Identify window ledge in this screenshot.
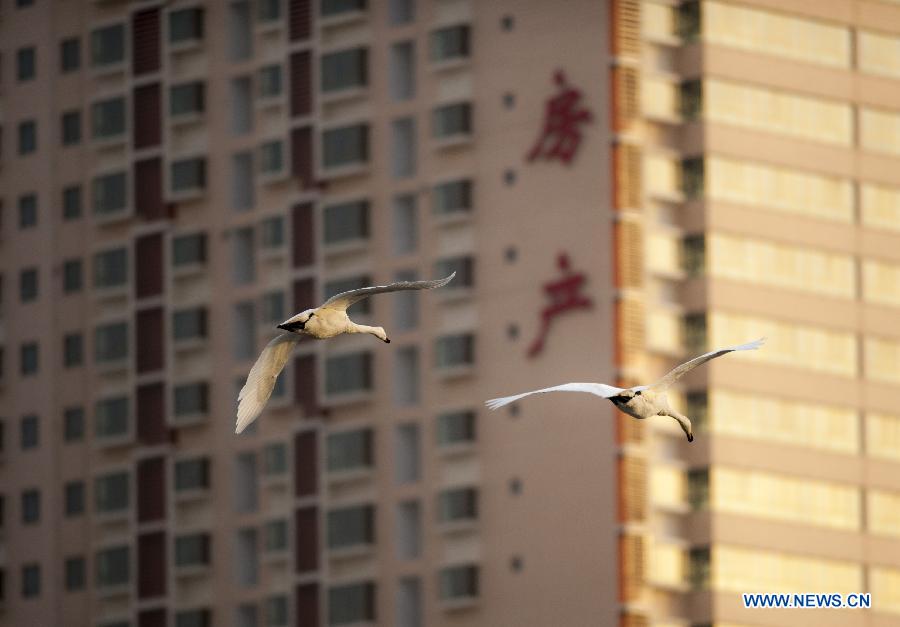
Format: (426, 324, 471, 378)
(258, 169, 291, 185)
(94, 433, 134, 449)
(256, 94, 286, 111)
(94, 284, 129, 302)
(438, 519, 478, 535)
(433, 134, 473, 150)
(430, 57, 471, 73)
(322, 389, 373, 407)
(173, 337, 208, 353)
(175, 488, 211, 504)
(93, 135, 128, 151)
(95, 509, 130, 525)
(261, 473, 290, 489)
(169, 39, 204, 55)
(440, 597, 479, 611)
(323, 238, 370, 258)
(259, 245, 287, 261)
(256, 20, 284, 36)
(93, 209, 134, 227)
(95, 583, 130, 600)
(433, 211, 473, 227)
(319, 10, 368, 30)
(172, 264, 207, 279)
(175, 564, 212, 578)
(328, 544, 375, 560)
(95, 358, 130, 376)
(326, 467, 375, 485)
(167, 188, 207, 204)
(319, 162, 370, 181)
(321, 86, 369, 106)
(170, 111, 206, 129)
(262, 549, 290, 565)
(90, 63, 127, 80)
(171, 412, 209, 428)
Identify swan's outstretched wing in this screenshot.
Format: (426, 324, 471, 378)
(485, 382, 626, 411)
(321, 272, 455, 312)
(651, 337, 765, 391)
(236, 333, 300, 434)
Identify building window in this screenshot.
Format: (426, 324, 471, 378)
(683, 313, 706, 354)
(394, 348, 420, 406)
(438, 487, 477, 523)
(326, 428, 373, 473)
(93, 247, 128, 289)
(258, 0, 282, 23)
(95, 396, 129, 439)
(92, 171, 128, 217)
(432, 102, 472, 140)
(18, 120, 37, 155)
(21, 489, 40, 524)
(92, 97, 126, 140)
(95, 546, 130, 588)
(95, 472, 129, 514)
(259, 140, 285, 176)
(230, 77, 253, 135)
(64, 481, 84, 516)
(260, 291, 285, 326)
(687, 468, 709, 510)
(18, 194, 37, 229)
(439, 564, 478, 602)
(323, 200, 369, 245)
(174, 382, 209, 419)
(322, 123, 369, 170)
(394, 423, 420, 483)
(64, 407, 84, 442)
(264, 519, 288, 553)
(62, 259, 82, 293)
(174, 458, 210, 492)
(170, 82, 205, 118)
(392, 195, 417, 255)
(392, 117, 416, 178)
(435, 333, 474, 370)
(265, 595, 289, 626)
(20, 342, 39, 376)
(16, 47, 36, 81)
(171, 157, 207, 194)
(327, 504, 374, 550)
(175, 609, 211, 627)
(63, 333, 83, 368)
(175, 533, 210, 567)
(688, 546, 710, 589)
(91, 24, 126, 67)
(173, 308, 207, 342)
(434, 256, 474, 289)
(63, 185, 82, 220)
(234, 452, 259, 514)
(19, 268, 38, 302)
(65, 556, 85, 591)
(324, 276, 371, 314)
(60, 38, 80, 73)
(172, 233, 207, 267)
(682, 234, 705, 277)
(430, 24, 470, 63)
(61, 110, 81, 146)
(232, 151, 255, 210)
(326, 352, 372, 397)
(437, 410, 476, 447)
(258, 64, 283, 99)
(432, 179, 472, 216)
(321, 0, 367, 18)
(22, 564, 40, 598)
(321, 48, 368, 93)
(389, 41, 415, 101)
(389, 0, 414, 25)
(169, 8, 205, 44)
(21, 415, 39, 449)
(328, 582, 375, 624)
(263, 442, 288, 476)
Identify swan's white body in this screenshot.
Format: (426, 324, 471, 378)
(235, 273, 455, 433)
(485, 338, 765, 442)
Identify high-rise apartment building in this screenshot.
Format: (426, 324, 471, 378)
(1, 1, 900, 626)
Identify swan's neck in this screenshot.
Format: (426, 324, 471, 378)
(348, 321, 387, 341)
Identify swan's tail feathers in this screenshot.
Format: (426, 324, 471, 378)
(732, 337, 766, 352)
(485, 393, 526, 411)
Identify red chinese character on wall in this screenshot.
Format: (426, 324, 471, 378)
(527, 253, 594, 357)
(526, 70, 593, 166)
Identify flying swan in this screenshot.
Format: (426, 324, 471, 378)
(485, 338, 765, 442)
(235, 273, 456, 434)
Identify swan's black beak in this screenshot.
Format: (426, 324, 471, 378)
(687, 433, 694, 443)
(277, 321, 304, 332)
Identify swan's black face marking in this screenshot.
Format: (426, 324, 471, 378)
(277, 313, 313, 333)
